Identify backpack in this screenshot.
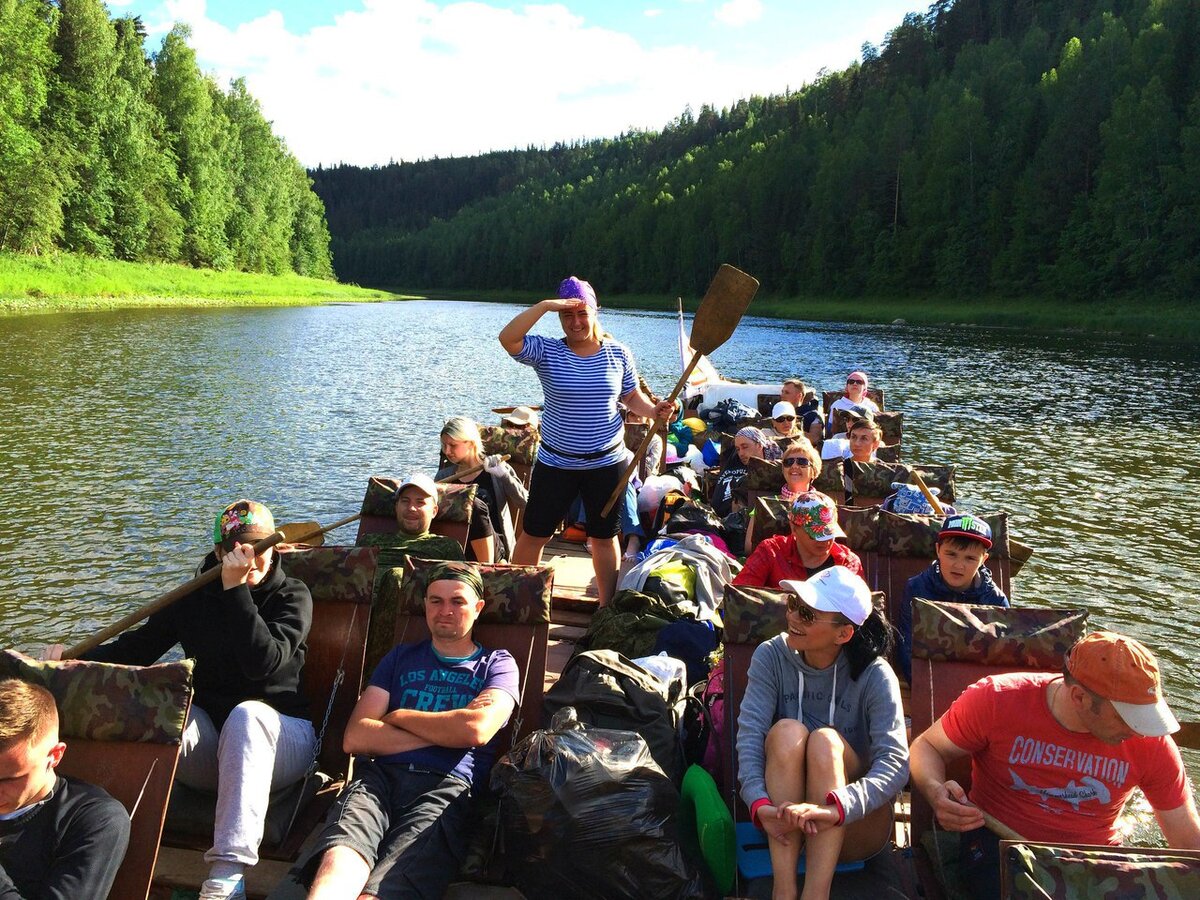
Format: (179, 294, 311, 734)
(544, 650, 688, 785)
(703, 398, 760, 434)
(575, 589, 686, 660)
(693, 657, 727, 794)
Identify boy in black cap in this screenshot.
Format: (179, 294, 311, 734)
(897, 515, 1009, 683)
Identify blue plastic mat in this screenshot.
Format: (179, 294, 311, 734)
(735, 821, 867, 879)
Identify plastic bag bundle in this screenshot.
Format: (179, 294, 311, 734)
(491, 707, 711, 900)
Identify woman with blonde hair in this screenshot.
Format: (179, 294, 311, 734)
(435, 416, 528, 562)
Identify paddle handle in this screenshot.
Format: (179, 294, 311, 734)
(61, 511, 365, 660)
(910, 469, 945, 517)
(601, 352, 700, 517)
(983, 810, 1024, 842)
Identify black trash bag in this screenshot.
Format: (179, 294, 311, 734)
(491, 707, 713, 900)
(663, 500, 726, 538)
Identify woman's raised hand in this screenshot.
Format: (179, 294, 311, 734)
(541, 297, 587, 313)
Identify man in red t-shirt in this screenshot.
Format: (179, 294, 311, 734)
(911, 631, 1200, 900)
(733, 491, 863, 589)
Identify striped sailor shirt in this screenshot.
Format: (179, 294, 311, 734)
(513, 334, 638, 470)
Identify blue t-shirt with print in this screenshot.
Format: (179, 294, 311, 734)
(368, 640, 520, 786)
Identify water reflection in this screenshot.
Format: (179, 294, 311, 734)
(1, 302, 1198, 728)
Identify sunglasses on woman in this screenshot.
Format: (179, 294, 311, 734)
(786, 596, 844, 624)
(774, 415, 796, 422)
(846, 378, 865, 385)
(782, 456, 811, 468)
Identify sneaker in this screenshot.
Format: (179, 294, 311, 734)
(198, 876, 247, 900)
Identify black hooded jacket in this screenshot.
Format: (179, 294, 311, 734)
(84, 551, 312, 727)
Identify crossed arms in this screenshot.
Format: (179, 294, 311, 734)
(342, 685, 516, 756)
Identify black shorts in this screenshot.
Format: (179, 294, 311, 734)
(295, 759, 472, 899)
(522, 460, 623, 539)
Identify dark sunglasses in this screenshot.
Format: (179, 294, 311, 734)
(846, 378, 865, 385)
(774, 415, 796, 422)
(782, 456, 811, 468)
(786, 596, 843, 624)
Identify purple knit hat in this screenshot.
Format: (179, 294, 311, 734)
(558, 276, 597, 309)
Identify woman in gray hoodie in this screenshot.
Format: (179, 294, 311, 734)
(736, 566, 908, 899)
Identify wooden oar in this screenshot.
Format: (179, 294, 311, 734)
(61, 458, 508, 660)
(601, 264, 759, 517)
(910, 469, 946, 517)
(61, 514, 362, 660)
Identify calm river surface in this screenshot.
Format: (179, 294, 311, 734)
(2, 300, 1198, 731)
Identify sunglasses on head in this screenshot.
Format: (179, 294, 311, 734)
(846, 378, 865, 385)
(774, 415, 796, 422)
(782, 456, 811, 468)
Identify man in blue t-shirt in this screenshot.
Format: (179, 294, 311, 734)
(285, 561, 519, 900)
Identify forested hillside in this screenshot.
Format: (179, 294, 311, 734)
(0, 0, 332, 277)
(314, 0, 1200, 302)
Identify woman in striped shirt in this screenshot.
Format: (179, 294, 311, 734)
(499, 276, 673, 605)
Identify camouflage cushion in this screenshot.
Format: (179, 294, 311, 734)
(281, 545, 379, 608)
(911, 600, 1088, 666)
(751, 495, 792, 544)
(388, 557, 553, 625)
(876, 411, 902, 447)
(813, 457, 843, 495)
(480, 425, 540, 466)
(360, 476, 477, 521)
(876, 444, 902, 463)
(1004, 843, 1200, 900)
(0, 649, 193, 744)
(838, 507, 1014, 559)
(742, 457, 785, 493)
(722, 584, 789, 646)
(845, 460, 956, 503)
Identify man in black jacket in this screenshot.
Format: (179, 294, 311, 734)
(70, 499, 315, 900)
(0, 678, 130, 898)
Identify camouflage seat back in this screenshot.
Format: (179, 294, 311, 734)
(845, 460, 956, 505)
(742, 456, 785, 493)
(280, 546, 378, 777)
(355, 476, 477, 544)
(875, 443, 901, 463)
(1001, 842, 1200, 900)
(0, 649, 192, 743)
(0, 649, 194, 900)
(386, 558, 554, 746)
(480, 424, 540, 466)
(812, 457, 845, 505)
(822, 387, 884, 419)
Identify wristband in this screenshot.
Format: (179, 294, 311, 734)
(824, 790, 846, 826)
(750, 797, 771, 829)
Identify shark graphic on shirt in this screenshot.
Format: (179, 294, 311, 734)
(1008, 768, 1112, 812)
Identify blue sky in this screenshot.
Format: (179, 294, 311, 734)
(110, 1, 924, 166)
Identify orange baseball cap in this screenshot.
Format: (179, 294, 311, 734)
(1066, 631, 1178, 737)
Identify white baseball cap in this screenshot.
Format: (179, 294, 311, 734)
(396, 473, 438, 499)
(772, 401, 798, 419)
(780, 567, 873, 626)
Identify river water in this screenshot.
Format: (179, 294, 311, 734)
(2, 300, 1198, 730)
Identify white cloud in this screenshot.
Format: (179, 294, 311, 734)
(138, 0, 870, 166)
(714, 0, 762, 27)
(644, 8, 663, 17)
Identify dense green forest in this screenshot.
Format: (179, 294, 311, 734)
(0, 0, 332, 277)
(313, 0, 1200, 302)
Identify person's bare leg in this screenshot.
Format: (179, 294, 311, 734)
(307, 846, 370, 900)
(511, 532, 552, 566)
(764, 719, 809, 900)
(469, 535, 496, 563)
(590, 535, 620, 606)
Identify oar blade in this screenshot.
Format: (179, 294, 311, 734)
(277, 521, 325, 546)
(689, 264, 759, 355)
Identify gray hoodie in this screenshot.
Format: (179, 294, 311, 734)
(736, 633, 909, 824)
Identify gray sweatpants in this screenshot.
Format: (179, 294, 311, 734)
(176, 700, 317, 867)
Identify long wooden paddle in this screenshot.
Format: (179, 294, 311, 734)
(601, 264, 759, 517)
(60, 457, 507, 660)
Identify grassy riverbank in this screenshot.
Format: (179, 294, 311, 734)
(0, 252, 402, 314)
(402, 286, 1199, 344)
